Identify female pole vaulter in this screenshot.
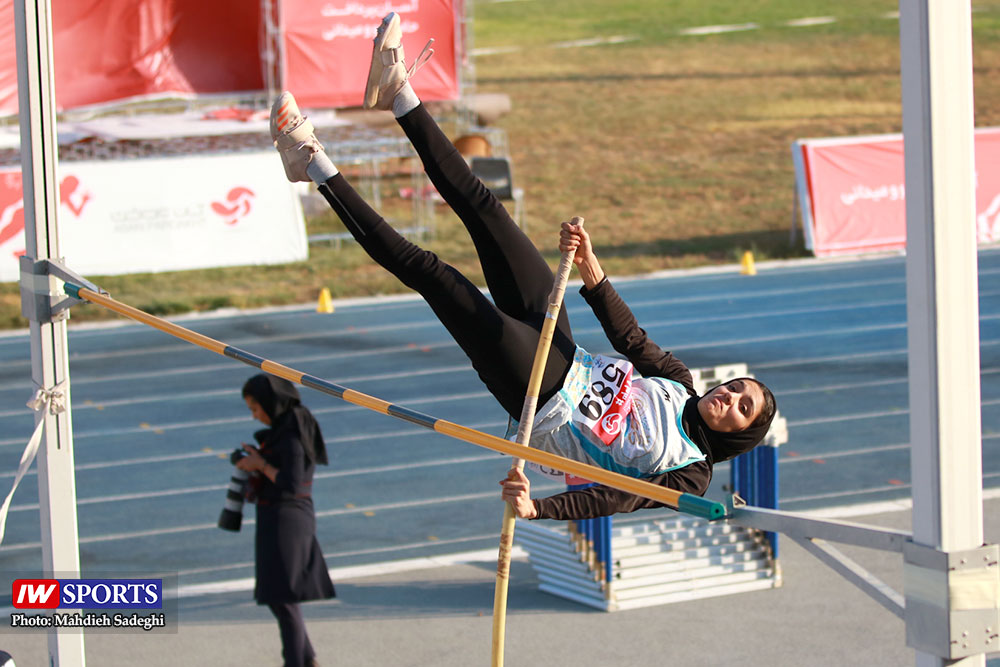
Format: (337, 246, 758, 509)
(267, 12, 776, 521)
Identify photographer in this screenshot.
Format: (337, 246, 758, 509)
(237, 373, 334, 667)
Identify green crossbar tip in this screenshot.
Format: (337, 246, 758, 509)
(64, 283, 82, 299)
(677, 494, 728, 521)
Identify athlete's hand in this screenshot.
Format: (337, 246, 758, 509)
(559, 219, 605, 288)
(559, 219, 593, 266)
(500, 468, 538, 519)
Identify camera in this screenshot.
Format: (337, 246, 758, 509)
(217, 447, 251, 532)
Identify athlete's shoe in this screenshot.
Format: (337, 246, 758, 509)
(362, 12, 435, 111)
(269, 91, 323, 183)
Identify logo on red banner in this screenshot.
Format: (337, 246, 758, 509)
(211, 187, 256, 225)
(60, 174, 92, 217)
(0, 171, 93, 259)
(0, 170, 24, 258)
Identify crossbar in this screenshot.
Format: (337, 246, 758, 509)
(63, 283, 727, 521)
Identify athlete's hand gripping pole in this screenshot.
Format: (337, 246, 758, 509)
(491, 216, 582, 667)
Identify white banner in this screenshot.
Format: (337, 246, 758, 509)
(0, 152, 307, 281)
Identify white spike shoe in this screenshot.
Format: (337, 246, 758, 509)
(270, 91, 323, 183)
(362, 12, 435, 111)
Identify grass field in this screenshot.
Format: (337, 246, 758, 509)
(2, 0, 999, 328)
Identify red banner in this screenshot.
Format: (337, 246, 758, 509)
(283, 0, 460, 109)
(0, 0, 265, 116)
(1, 0, 460, 116)
(794, 129, 1000, 256)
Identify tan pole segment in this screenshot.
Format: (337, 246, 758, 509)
(491, 217, 581, 667)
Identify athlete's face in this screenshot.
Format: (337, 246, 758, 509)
(697, 379, 763, 432)
(245, 396, 271, 426)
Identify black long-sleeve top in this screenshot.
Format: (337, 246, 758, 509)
(532, 277, 713, 520)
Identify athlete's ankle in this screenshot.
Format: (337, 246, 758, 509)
(306, 152, 338, 184)
(392, 82, 420, 118)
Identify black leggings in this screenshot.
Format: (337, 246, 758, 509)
(268, 602, 316, 667)
(319, 104, 576, 419)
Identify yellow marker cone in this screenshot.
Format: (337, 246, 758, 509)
(740, 251, 757, 276)
(317, 287, 335, 313)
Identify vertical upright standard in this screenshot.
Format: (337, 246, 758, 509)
(14, 0, 86, 664)
(900, 1, 987, 665)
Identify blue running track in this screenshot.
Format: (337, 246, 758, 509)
(0, 248, 997, 589)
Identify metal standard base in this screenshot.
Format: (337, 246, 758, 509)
(727, 497, 1000, 660)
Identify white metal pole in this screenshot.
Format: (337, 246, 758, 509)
(14, 0, 85, 665)
(899, 1, 984, 665)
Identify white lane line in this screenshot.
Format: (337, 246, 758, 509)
(779, 432, 996, 464)
(0, 270, 951, 370)
(780, 442, 910, 462)
(756, 338, 1000, 371)
(787, 398, 1000, 428)
(0, 387, 493, 446)
(0, 482, 565, 553)
(470, 46, 522, 56)
(1, 254, 997, 351)
(785, 16, 837, 27)
(177, 545, 528, 598)
(2, 332, 998, 447)
(175, 487, 1000, 597)
(3, 287, 995, 405)
(1, 352, 468, 396)
(0, 410, 505, 448)
(624, 280, 998, 312)
(8, 367, 997, 474)
(800, 486, 1000, 520)
(4, 453, 506, 512)
(783, 482, 912, 504)
(552, 35, 639, 48)
(3, 277, 996, 380)
(0, 390, 496, 453)
(773, 366, 999, 397)
(9, 431, 985, 512)
(784, 472, 1000, 506)
(679, 23, 759, 36)
(0, 445, 498, 481)
(0, 324, 450, 372)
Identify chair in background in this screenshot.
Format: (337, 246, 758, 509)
(470, 156, 525, 229)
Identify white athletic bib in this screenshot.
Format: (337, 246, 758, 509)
(570, 355, 634, 446)
(511, 347, 705, 480)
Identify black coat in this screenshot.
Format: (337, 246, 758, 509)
(252, 425, 335, 605)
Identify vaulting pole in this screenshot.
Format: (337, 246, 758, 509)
(62, 282, 726, 521)
(490, 217, 580, 667)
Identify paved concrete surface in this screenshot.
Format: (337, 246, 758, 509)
(2, 499, 997, 666)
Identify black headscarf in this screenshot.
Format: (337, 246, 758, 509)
(680, 383, 774, 465)
(242, 374, 328, 465)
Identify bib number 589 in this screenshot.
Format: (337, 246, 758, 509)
(578, 363, 628, 419)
